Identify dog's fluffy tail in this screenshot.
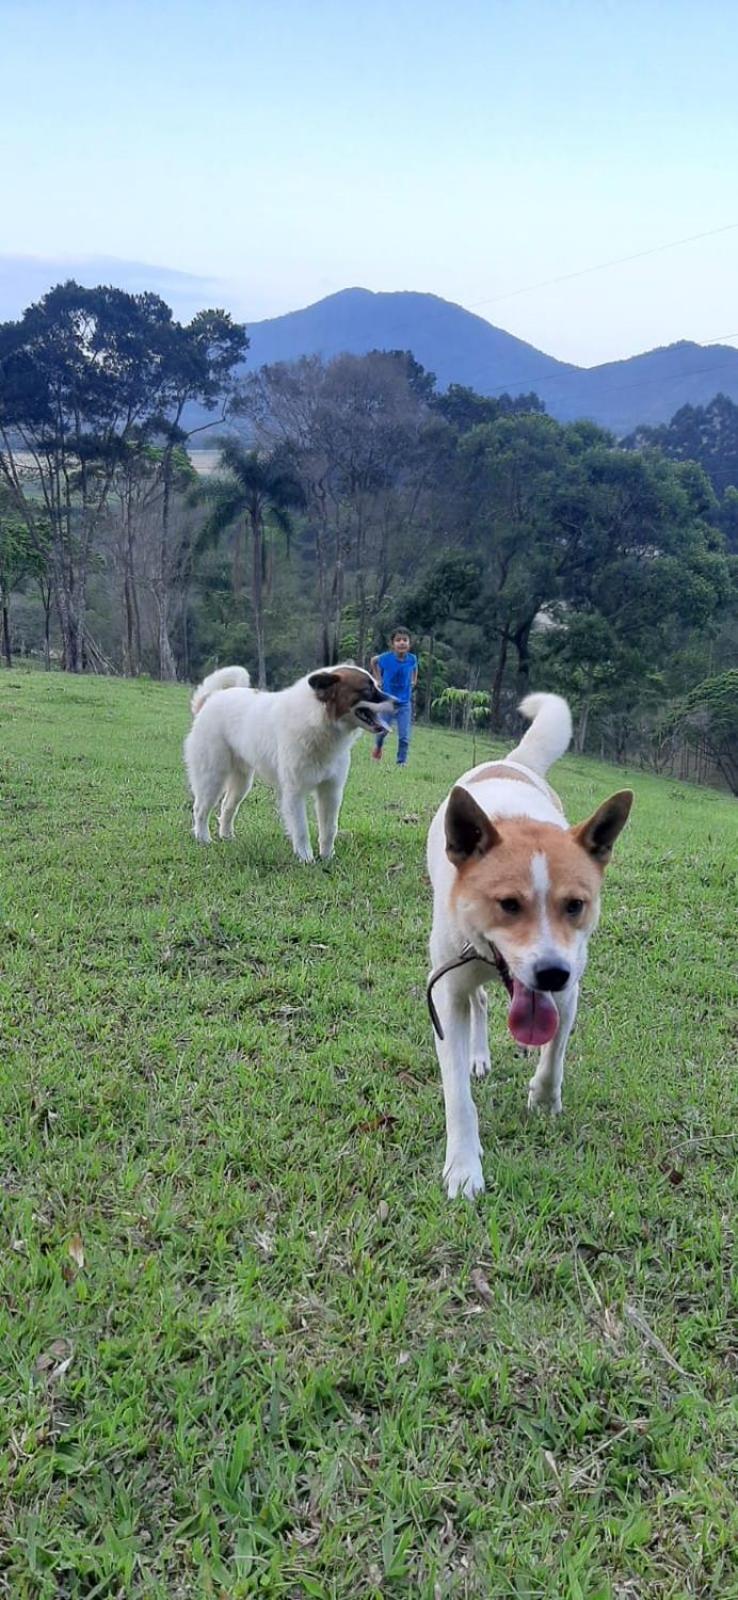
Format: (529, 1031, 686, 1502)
(506, 693, 573, 777)
(190, 665, 251, 716)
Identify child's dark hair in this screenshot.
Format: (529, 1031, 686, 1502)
(390, 626, 410, 640)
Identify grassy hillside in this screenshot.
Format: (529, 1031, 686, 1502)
(1, 672, 737, 1598)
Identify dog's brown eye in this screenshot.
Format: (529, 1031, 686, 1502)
(565, 898, 585, 916)
(499, 897, 521, 915)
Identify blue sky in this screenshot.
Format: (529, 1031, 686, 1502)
(2, 0, 737, 364)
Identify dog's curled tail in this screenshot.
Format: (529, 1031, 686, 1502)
(190, 665, 251, 716)
(506, 692, 573, 777)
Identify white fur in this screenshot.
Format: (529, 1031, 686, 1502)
(506, 692, 573, 776)
(184, 664, 390, 861)
(191, 665, 251, 716)
(426, 692, 578, 1199)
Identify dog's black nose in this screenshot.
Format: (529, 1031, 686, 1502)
(535, 965, 570, 993)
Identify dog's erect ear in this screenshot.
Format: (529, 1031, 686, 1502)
(445, 786, 501, 867)
(571, 790, 633, 865)
(308, 670, 340, 700)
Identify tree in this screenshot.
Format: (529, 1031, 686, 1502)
(0, 488, 44, 665)
(0, 282, 247, 675)
(433, 384, 545, 433)
(195, 442, 304, 687)
(147, 309, 248, 678)
(245, 352, 435, 662)
(624, 394, 738, 498)
(669, 670, 738, 794)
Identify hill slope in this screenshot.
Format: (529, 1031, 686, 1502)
(247, 286, 573, 397)
(3, 669, 738, 1595)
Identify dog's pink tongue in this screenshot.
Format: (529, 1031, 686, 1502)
(508, 981, 559, 1047)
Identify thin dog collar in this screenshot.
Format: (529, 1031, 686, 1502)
(426, 941, 509, 1042)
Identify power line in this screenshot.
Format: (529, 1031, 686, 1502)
(467, 222, 738, 309)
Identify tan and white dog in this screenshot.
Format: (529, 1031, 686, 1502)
(426, 692, 633, 1198)
(185, 663, 396, 861)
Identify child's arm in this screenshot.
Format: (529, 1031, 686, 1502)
(370, 654, 382, 687)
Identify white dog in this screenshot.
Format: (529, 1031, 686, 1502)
(426, 693, 633, 1198)
(184, 664, 396, 861)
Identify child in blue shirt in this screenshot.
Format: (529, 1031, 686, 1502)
(370, 628, 418, 765)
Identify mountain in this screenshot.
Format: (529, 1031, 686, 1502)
(246, 287, 574, 397)
(245, 288, 738, 436)
(4, 263, 738, 436)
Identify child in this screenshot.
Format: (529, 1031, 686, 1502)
(370, 628, 418, 765)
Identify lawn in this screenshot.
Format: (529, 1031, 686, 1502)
(1, 670, 737, 1599)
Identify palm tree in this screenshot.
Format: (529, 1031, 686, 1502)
(197, 441, 304, 687)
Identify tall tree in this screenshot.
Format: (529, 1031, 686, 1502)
(0, 282, 247, 674)
(195, 442, 304, 687)
(0, 487, 48, 666)
(245, 351, 436, 661)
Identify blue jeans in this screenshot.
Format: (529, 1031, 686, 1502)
(376, 701, 412, 764)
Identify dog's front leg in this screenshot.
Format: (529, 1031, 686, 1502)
(433, 979, 485, 1199)
(315, 776, 343, 860)
(527, 980, 579, 1115)
(280, 787, 314, 862)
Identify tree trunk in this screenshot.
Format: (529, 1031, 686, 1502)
(123, 571, 136, 675)
(156, 446, 178, 681)
(250, 511, 267, 688)
(423, 632, 435, 722)
(330, 538, 344, 666)
(490, 634, 509, 729)
(154, 586, 178, 681)
(513, 620, 534, 693)
(123, 495, 140, 675)
(574, 694, 591, 754)
(1, 593, 11, 667)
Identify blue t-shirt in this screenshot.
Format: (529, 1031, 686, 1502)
(376, 651, 417, 704)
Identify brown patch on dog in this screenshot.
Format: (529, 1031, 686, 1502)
(467, 763, 538, 788)
(448, 811, 628, 949)
(308, 666, 382, 719)
(465, 763, 565, 814)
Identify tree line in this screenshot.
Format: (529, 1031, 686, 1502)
(1, 280, 736, 785)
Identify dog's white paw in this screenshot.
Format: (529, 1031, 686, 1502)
(527, 1079, 562, 1115)
(472, 1053, 491, 1080)
(193, 829, 211, 845)
(218, 827, 235, 841)
(444, 1148, 485, 1199)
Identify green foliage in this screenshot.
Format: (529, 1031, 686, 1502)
(431, 684, 491, 729)
(669, 669, 738, 793)
(624, 392, 738, 498)
(0, 280, 247, 670)
(433, 383, 545, 432)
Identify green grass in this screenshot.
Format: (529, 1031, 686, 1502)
(1, 671, 737, 1599)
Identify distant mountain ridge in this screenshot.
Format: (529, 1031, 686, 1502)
(245, 288, 738, 436)
(3, 262, 737, 436)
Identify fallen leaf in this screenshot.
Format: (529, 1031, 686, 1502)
(35, 1338, 74, 1381)
(356, 1113, 399, 1135)
(377, 1200, 390, 1223)
(659, 1162, 685, 1186)
(67, 1233, 85, 1271)
(470, 1267, 494, 1305)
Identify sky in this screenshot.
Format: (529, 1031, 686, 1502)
(2, 0, 738, 367)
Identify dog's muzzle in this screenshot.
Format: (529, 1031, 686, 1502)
(355, 693, 400, 734)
